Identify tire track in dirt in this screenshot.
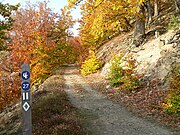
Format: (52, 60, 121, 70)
(63, 65, 179, 135)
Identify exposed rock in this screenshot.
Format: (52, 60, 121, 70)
(96, 32, 133, 65)
(98, 29, 180, 86)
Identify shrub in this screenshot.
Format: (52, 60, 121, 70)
(163, 64, 180, 114)
(80, 50, 102, 75)
(168, 15, 180, 29)
(108, 53, 141, 91)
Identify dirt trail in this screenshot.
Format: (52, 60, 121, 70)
(63, 65, 178, 135)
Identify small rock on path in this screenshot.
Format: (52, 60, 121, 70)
(63, 65, 179, 135)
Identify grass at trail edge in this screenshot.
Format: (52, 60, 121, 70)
(32, 75, 87, 135)
(0, 73, 87, 135)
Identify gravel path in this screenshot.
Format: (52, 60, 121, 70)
(63, 66, 178, 135)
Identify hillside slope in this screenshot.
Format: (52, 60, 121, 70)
(92, 11, 180, 130)
(99, 29, 180, 84)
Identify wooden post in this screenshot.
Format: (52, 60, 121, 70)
(21, 64, 32, 135)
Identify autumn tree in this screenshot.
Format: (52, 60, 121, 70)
(0, 1, 75, 110)
(69, 0, 134, 47)
(8, 1, 75, 84)
(68, 0, 174, 48)
(68, 36, 89, 64)
(68, 0, 144, 47)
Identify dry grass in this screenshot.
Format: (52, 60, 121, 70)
(0, 70, 87, 135)
(32, 75, 86, 135)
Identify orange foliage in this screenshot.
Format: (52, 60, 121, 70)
(0, 56, 21, 111)
(0, 1, 75, 110)
(68, 36, 89, 65)
(9, 1, 74, 84)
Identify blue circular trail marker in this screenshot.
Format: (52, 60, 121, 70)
(22, 71, 30, 80)
(21, 82, 30, 91)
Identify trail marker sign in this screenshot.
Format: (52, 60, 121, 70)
(22, 71, 30, 80)
(21, 64, 32, 135)
(21, 82, 30, 91)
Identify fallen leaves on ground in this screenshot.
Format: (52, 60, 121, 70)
(32, 74, 86, 135)
(84, 72, 180, 130)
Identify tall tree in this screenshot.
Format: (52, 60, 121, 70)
(0, 1, 76, 110)
(9, 1, 74, 84)
(133, 2, 146, 47)
(69, 0, 135, 47)
(68, 0, 149, 48)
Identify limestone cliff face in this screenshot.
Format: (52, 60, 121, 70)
(97, 29, 180, 85)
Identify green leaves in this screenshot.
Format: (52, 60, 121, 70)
(163, 64, 180, 114)
(168, 15, 180, 29)
(108, 53, 141, 91)
(0, 2, 19, 51)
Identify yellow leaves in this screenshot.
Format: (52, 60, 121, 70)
(31, 62, 51, 85)
(127, 0, 145, 5)
(90, 13, 104, 39)
(81, 50, 102, 75)
(77, 0, 151, 48)
(162, 64, 180, 114)
(68, 0, 79, 8)
(79, 0, 140, 47)
(94, 0, 103, 7)
(108, 54, 141, 91)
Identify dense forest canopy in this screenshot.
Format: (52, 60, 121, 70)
(68, 0, 180, 47)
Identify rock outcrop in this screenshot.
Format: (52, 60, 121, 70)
(97, 29, 180, 86)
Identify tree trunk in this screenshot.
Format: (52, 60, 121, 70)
(154, 0, 158, 16)
(174, 0, 180, 12)
(134, 19, 145, 38)
(123, 17, 132, 30)
(146, 0, 152, 24)
(133, 5, 145, 47)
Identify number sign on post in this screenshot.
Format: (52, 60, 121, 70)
(21, 64, 32, 135)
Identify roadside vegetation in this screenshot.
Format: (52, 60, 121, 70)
(107, 53, 142, 91)
(163, 64, 180, 114)
(0, 1, 79, 111)
(0, 70, 87, 134)
(76, 0, 180, 117)
(81, 50, 102, 75)
(0, 0, 179, 133)
(32, 74, 86, 135)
